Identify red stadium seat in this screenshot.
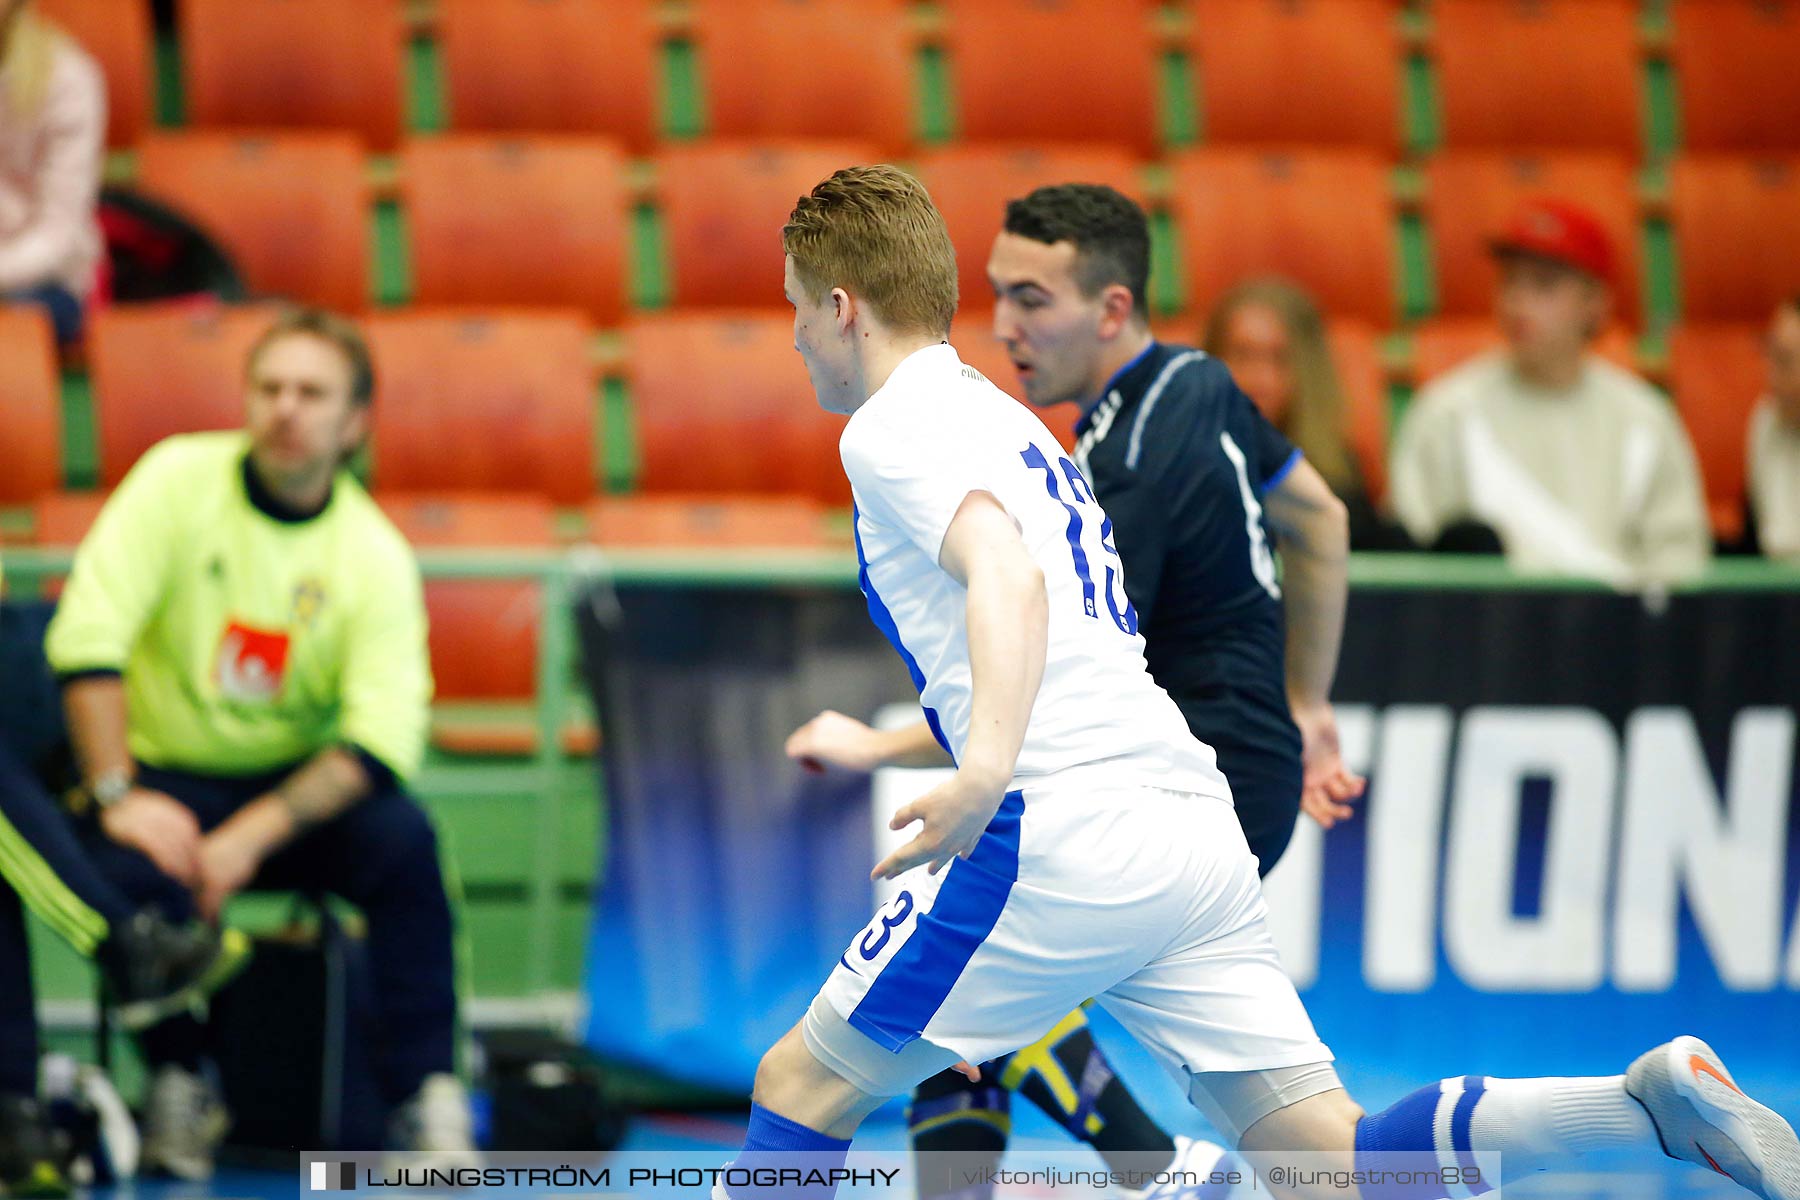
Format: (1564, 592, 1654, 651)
(376, 492, 558, 700)
(437, 0, 659, 150)
(37, 0, 152, 147)
(1169, 148, 1396, 325)
(1431, 0, 1640, 150)
(1671, 1, 1800, 153)
(134, 134, 369, 312)
(588, 494, 834, 549)
(1410, 317, 1637, 385)
(917, 144, 1146, 313)
(367, 311, 596, 503)
(657, 140, 880, 308)
(0, 307, 61, 502)
(626, 312, 848, 504)
(1191, 0, 1401, 151)
(1671, 155, 1800, 321)
(948, 313, 1080, 451)
(87, 303, 283, 485)
(1425, 152, 1641, 325)
(1668, 323, 1768, 540)
(943, 0, 1162, 155)
(178, 0, 405, 149)
(1329, 320, 1391, 506)
(692, 0, 915, 152)
(31, 491, 107, 547)
(401, 137, 630, 325)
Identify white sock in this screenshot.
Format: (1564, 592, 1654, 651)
(1467, 1075, 1658, 1177)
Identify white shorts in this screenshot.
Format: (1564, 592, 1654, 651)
(812, 784, 1331, 1095)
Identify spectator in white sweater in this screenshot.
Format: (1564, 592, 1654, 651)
(0, 0, 104, 343)
(1390, 198, 1711, 586)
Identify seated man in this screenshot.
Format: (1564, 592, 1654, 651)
(1748, 295, 1800, 562)
(44, 308, 473, 1178)
(1389, 199, 1711, 585)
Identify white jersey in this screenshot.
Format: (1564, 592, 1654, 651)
(841, 343, 1228, 800)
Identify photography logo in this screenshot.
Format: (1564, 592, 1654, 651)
(309, 1161, 358, 1191)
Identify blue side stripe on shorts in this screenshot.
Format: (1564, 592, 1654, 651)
(853, 505, 952, 757)
(848, 790, 1025, 1053)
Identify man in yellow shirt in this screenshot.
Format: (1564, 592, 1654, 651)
(44, 309, 471, 1178)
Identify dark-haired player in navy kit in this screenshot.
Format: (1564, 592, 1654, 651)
(786, 183, 1365, 1197)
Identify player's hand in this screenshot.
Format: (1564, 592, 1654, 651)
(786, 709, 885, 774)
(195, 825, 264, 923)
(1292, 701, 1365, 830)
(872, 769, 1007, 881)
(99, 789, 202, 887)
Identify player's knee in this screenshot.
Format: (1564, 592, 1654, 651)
(752, 1024, 880, 1139)
(362, 796, 440, 874)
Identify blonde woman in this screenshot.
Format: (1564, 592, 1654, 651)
(0, 0, 104, 342)
(1204, 277, 1395, 548)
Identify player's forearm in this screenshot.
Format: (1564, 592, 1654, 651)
(1279, 502, 1351, 711)
(881, 721, 957, 769)
(271, 746, 372, 832)
(959, 556, 1049, 788)
(62, 674, 135, 786)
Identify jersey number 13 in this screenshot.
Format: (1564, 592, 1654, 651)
(1020, 444, 1138, 635)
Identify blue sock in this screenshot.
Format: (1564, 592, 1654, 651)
(1354, 1081, 1469, 1200)
(720, 1103, 853, 1200)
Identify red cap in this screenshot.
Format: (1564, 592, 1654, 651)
(1488, 198, 1615, 284)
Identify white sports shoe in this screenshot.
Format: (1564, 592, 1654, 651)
(388, 1074, 481, 1173)
(1625, 1035, 1800, 1200)
(1118, 1135, 1244, 1200)
(139, 1065, 227, 1182)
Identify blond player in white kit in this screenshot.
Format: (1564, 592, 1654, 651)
(710, 166, 1799, 1200)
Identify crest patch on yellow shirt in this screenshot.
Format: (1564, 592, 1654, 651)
(215, 621, 290, 701)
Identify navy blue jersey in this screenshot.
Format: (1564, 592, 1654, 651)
(1073, 342, 1302, 776)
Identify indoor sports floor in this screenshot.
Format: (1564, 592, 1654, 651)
(79, 1017, 1792, 1200)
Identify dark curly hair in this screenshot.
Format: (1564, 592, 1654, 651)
(1002, 184, 1150, 317)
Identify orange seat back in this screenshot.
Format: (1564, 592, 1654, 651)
(1170, 148, 1396, 325)
(87, 303, 282, 484)
(944, 0, 1161, 155)
(402, 136, 630, 324)
(1671, 0, 1800, 153)
(589, 494, 832, 549)
(1671, 156, 1800, 321)
(1431, 0, 1640, 150)
(1192, 0, 1401, 151)
(179, 0, 405, 148)
(1668, 323, 1768, 540)
(0, 307, 62, 501)
(627, 312, 849, 504)
(377, 492, 559, 699)
(438, 0, 659, 150)
(693, 0, 915, 152)
(367, 311, 596, 503)
(658, 140, 881, 308)
(135, 134, 369, 312)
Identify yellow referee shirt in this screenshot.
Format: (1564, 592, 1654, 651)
(46, 432, 432, 779)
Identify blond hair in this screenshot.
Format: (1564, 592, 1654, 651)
(3, 5, 65, 119)
(245, 307, 376, 406)
(1203, 278, 1359, 494)
(782, 165, 958, 338)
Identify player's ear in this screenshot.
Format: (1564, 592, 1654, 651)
(1098, 283, 1136, 339)
(831, 287, 855, 335)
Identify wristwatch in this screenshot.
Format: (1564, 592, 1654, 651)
(89, 771, 133, 810)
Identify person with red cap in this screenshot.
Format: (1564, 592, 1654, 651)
(1389, 198, 1711, 585)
